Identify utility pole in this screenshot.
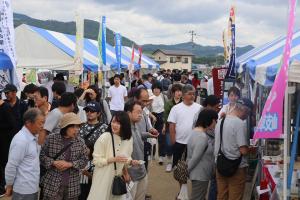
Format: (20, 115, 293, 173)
(189, 30, 197, 47)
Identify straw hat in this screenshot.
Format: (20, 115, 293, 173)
(59, 112, 81, 129)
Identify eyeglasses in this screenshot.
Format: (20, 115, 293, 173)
(85, 109, 97, 113)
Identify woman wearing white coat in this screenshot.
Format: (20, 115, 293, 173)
(88, 111, 139, 200)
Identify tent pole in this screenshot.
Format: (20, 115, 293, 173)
(283, 86, 289, 199)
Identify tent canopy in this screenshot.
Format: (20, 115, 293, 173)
(0, 52, 13, 70)
(15, 24, 159, 72)
(237, 29, 300, 86)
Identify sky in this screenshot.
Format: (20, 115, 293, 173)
(12, 0, 300, 47)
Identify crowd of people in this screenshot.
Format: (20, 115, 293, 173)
(0, 69, 253, 200)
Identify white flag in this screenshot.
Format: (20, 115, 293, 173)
(0, 0, 18, 88)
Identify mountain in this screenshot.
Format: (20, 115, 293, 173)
(13, 13, 136, 47)
(142, 42, 254, 57)
(13, 13, 254, 57)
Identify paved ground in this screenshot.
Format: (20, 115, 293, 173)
(1, 160, 252, 200)
(147, 160, 186, 200)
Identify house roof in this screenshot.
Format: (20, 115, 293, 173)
(153, 49, 194, 56)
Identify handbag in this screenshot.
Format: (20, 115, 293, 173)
(110, 132, 127, 196)
(173, 148, 188, 184)
(216, 117, 242, 177)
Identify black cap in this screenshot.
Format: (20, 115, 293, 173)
(84, 101, 101, 112)
(237, 98, 253, 110)
(2, 84, 17, 93)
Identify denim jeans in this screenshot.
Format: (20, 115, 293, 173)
(165, 131, 173, 157)
(208, 177, 217, 200)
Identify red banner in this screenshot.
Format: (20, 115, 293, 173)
(212, 67, 227, 98)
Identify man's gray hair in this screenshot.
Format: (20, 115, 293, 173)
(182, 84, 195, 95)
(23, 108, 43, 124)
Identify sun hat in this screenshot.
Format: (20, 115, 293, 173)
(59, 112, 81, 129)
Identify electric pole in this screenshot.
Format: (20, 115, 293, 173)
(189, 30, 197, 47)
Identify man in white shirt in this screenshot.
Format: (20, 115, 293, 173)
(107, 74, 128, 116)
(167, 84, 202, 168)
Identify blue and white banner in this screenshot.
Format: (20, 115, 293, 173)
(102, 16, 107, 66)
(0, 0, 17, 88)
(115, 33, 122, 74)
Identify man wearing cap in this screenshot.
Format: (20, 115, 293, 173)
(78, 101, 108, 199)
(3, 84, 28, 131)
(80, 101, 108, 148)
(214, 98, 253, 200)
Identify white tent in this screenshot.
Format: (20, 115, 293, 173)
(15, 24, 159, 72)
(15, 24, 76, 70)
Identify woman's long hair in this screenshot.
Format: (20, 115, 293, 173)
(107, 111, 132, 140)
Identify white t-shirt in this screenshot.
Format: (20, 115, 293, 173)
(151, 94, 164, 113)
(108, 85, 127, 111)
(167, 102, 202, 144)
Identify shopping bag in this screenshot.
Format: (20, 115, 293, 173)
(177, 184, 189, 200)
(122, 182, 134, 200)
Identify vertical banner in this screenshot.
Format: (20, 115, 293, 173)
(225, 6, 236, 79)
(212, 68, 227, 99)
(74, 12, 84, 73)
(128, 43, 135, 89)
(129, 43, 135, 75)
(97, 17, 103, 69)
(222, 29, 229, 64)
(0, 0, 17, 88)
(254, 0, 297, 139)
(102, 16, 107, 66)
(138, 47, 142, 67)
(97, 16, 103, 87)
(115, 33, 122, 74)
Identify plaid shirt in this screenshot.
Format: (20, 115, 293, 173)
(40, 133, 88, 198)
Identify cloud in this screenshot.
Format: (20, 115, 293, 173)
(11, 0, 300, 47)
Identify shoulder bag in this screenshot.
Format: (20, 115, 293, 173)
(83, 123, 102, 149)
(216, 117, 242, 177)
(110, 133, 127, 196)
(173, 148, 188, 184)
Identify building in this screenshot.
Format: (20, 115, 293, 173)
(152, 49, 194, 71)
